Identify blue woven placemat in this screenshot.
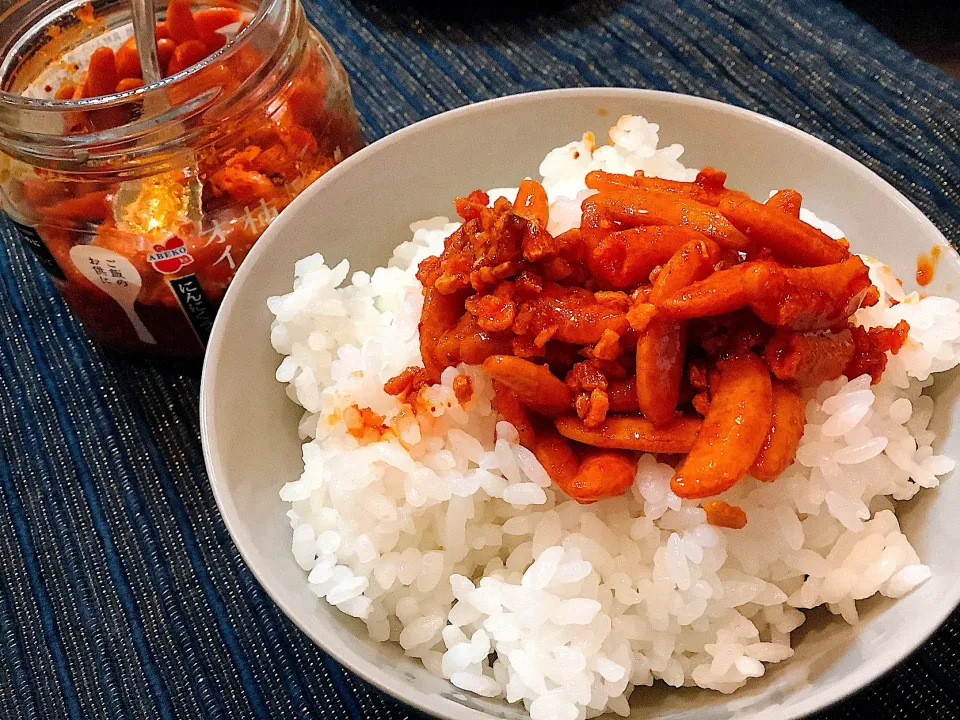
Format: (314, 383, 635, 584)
(2, 0, 960, 717)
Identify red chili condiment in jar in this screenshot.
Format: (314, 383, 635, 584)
(0, 0, 362, 358)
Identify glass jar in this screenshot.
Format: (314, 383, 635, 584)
(0, 0, 362, 358)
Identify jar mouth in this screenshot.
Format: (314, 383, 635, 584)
(0, 0, 275, 106)
(0, 0, 299, 166)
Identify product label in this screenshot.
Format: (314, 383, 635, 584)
(147, 237, 194, 274)
(168, 274, 214, 344)
(6, 215, 66, 280)
(69, 245, 157, 345)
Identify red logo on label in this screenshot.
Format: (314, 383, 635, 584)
(147, 237, 194, 275)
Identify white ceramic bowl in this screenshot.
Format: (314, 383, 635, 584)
(200, 88, 960, 720)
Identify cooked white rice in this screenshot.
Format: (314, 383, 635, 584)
(268, 116, 959, 718)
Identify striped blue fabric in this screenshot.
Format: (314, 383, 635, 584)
(1, 0, 959, 717)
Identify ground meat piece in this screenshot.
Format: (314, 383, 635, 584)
(453, 375, 473, 405)
(465, 293, 517, 332)
(344, 405, 386, 439)
(575, 388, 610, 428)
(384, 366, 430, 404)
(844, 320, 910, 384)
(704, 501, 747, 529)
(566, 359, 609, 394)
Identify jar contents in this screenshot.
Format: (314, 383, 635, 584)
(0, 0, 363, 358)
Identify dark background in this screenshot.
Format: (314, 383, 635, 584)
(843, 0, 960, 77)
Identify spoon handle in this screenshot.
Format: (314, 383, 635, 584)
(130, 0, 162, 84)
(121, 303, 158, 344)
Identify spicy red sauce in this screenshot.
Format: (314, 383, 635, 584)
(916, 245, 942, 287)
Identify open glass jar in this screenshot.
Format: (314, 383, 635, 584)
(0, 0, 362, 358)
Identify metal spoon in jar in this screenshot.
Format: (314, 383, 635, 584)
(130, 0, 163, 85)
(117, 0, 203, 231)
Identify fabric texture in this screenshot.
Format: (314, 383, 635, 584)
(1, 0, 959, 717)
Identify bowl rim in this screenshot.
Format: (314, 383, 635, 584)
(200, 86, 957, 720)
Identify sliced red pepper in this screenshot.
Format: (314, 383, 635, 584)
(764, 328, 854, 386)
(512, 179, 549, 227)
(555, 414, 701, 453)
(558, 449, 636, 504)
(482, 355, 572, 416)
(671, 353, 773, 499)
(751, 380, 806, 481)
(745, 257, 871, 331)
(719, 196, 848, 267)
(582, 190, 751, 251)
